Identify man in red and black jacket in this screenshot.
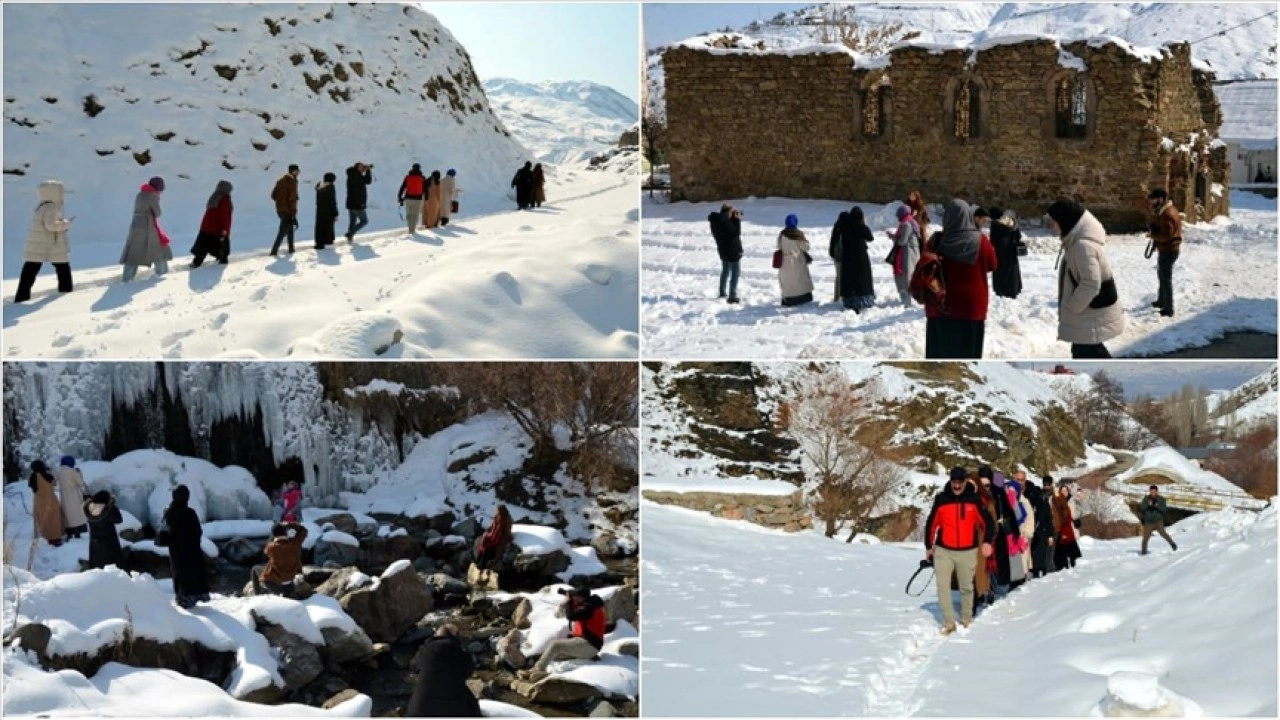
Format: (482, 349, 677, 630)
(529, 587, 607, 674)
(924, 466, 996, 634)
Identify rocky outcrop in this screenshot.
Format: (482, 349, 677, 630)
(516, 676, 604, 706)
(642, 490, 811, 533)
(603, 584, 638, 627)
(257, 623, 324, 691)
(315, 566, 434, 643)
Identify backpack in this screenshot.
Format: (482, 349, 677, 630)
(909, 239, 947, 311)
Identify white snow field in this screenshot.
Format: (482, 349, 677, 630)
(641, 191, 1276, 359)
(641, 501, 1277, 717)
(2, 2, 640, 359)
(485, 79, 639, 166)
(3, 176, 637, 359)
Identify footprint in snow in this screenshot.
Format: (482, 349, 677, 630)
(209, 312, 230, 330)
(615, 228, 633, 237)
(518, 225, 535, 232)
(1075, 612, 1123, 634)
(580, 264, 614, 286)
(249, 287, 269, 301)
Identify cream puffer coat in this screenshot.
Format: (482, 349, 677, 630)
(24, 181, 73, 263)
(1057, 210, 1125, 345)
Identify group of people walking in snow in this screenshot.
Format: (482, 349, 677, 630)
(511, 161, 547, 211)
(707, 188, 1184, 359)
(13, 162, 472, 300)
(923, 467, 1177, 634)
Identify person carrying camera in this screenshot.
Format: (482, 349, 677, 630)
(252, 521, 308, 596)
(1140, 485, 1178, 555)
(529, 586, 606, 673)
(708, 203, 743, 304)
(345, 162, 374, 243)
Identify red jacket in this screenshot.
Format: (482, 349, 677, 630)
(199, 195, 233, 236)
(924, 235, 997, 321)
(925, 484, 996, 551)
(568, 595, 608, 649)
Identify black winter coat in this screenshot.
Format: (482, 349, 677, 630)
(831, 209, 875, 300)
(512, 167, 534, 206)
(1024, 484, 1057, 574)
(345, 166, 373, 210)
(708, 211, 743, 262)
(163, 504, 210, 598)
(406, 635, 482, 718)
(85, 499, 124, 570)
(990, 221, 1023, 299)
(315, 183, 339, 246)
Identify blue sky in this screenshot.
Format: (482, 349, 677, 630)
(1013, 362, 1274, 399)
(644, 3, 809, 48)
(425, 3, 639, 102)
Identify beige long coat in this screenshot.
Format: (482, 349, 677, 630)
(25, 181, 74, 263)
(55, 465, 88, 529)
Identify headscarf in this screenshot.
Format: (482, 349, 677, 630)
(170, 484, 191, 508)
(206, 180, 233, 209)
(1046, 198, 1086, 237)
(934, 198, 982, 264)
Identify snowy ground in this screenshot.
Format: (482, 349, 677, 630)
(641, 501, 1276, 716)
(4, 172, 637, 359)
(640, 191, 1277, 359)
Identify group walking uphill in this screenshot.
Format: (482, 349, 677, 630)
(705, 187, 1184, 358)
(11, 162, 472, 302)
(923, 467, 1096, 635)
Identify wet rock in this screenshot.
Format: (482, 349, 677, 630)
(315, 566, 434, 643)
(219, 537, 266, 566)
(257, 623, 324, 690)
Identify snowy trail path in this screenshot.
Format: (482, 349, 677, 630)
(641, 501, 1276, 717)
(3, 175, 637, 359)
(641, 192, 1277, 359)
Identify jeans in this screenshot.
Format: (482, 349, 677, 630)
(347, 209, 368, 239)
(1071, 343, 1112, 358)
(719, 260, 740, 298)
(271, 213, 296, 255)
(1156, 249, 1179, 313)
(14, 261, 72, 301)
(122, 259, 168, 282)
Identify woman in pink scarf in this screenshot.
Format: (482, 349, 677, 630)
(888, 204, 921, 307)
(120, 176, 173, 281)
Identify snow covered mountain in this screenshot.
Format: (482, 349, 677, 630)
(1208, 366, 1278, 429)
(1, 2, 527, 278)
(485, 78, 639, 165)
(645, 2, 1278, 122)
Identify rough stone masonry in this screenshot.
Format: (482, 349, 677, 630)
(664, 37, 1229, 230)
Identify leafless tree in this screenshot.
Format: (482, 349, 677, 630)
(813, 6, 920, 54)
(782, 370, 907, 541)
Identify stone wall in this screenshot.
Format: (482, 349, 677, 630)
(665, 39, 1227, 229)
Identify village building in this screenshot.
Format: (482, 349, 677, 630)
(663, 36, 1229, 229)
(1215, 78, 1277, 194)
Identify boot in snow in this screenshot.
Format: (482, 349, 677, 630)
(941, 622, 956, 636)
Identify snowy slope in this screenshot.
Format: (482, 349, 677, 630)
(641, 501, 1277, 716)
(2, 2, 530, 279)
(3, 176, 638, 359)
(645, 2, 1277, 120)
(485, 79, 638, 165)
(641, 192, 1276, 359)
(1035, 370, 1165, 447)
(1208, 366, 1278, 428)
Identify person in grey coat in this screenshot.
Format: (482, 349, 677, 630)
(120, 176, 172, 281)
(15, 180, 75, 302)
(1047, 198, 1126, 358)
(888, 204, 921, 307)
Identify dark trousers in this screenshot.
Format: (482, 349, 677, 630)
(14, 261, 72, 302)
(271, 213, 296, 255)
(191, 231, 228, 267)
(719, 260, 740, 298)
(1156, 249, 1179, 314)
(1071, 343, 1112, 358)
(346, 209, 368, 240)
(925, 317, 986, 359)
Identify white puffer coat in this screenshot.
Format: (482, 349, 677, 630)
(1057, 211, 1125, 345)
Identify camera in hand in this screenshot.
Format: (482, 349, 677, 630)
(556, 588, 570, 595)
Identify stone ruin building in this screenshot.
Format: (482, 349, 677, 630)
(663, 37, 1229, 230)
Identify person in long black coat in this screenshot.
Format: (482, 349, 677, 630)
(84, 490, 124, 570)
(831, 207, 875, 312)
(1024, 482, 1057, 577)
(406, 624, 482, 718)
(511, 162, 534, 210)
(988, 207, 1023, 299)
(162, 484, 211, 609)
(314, 173, 339, 249)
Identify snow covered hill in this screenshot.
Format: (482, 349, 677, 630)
(1, 2, 528, 279)
(645, 2, 1278, 121)
(641, 501, 1277, 716)
(1208, 366, 1278, 429)
(485, 79, 639, 165)
(641, 191, 1276, 358)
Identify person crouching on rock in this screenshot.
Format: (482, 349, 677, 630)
(406, 623, 482, 718)
(521, 587, 606, 678)
(252, 522, 308, 597)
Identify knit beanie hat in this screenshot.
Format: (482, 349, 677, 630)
(785, 214, 799, 229)
(447, 169, 456, 176)
(148, 176, 165, 192)
(60, 455, 75, 468)
(949, 466, 968, 483)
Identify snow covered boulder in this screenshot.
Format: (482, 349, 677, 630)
(221, 536, 268, 566)
(1092, 671, 1204, 717)
(256, 623, 324, 692)
(509, 525, 574, 586)
(312, 513, 360, 536)
(314, 531, 361, 567)
(314, 562, 434, 643)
